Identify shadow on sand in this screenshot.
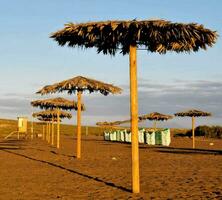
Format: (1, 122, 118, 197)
(2, 149, 131, 193)
(139, 145, 222, 155)
(0, 139, 25, 150)
(49, 150, 76, 159)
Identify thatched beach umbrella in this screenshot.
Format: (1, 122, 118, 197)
(97, 112, 172, 129)
(31, 97, 84, 110)
(96, 119, 131, 127)
(37, 116, 62, 140)
(50, 19, 217, 193)
(37, 76, 122, 159)
(33, 110, 72, 144)
(35, 117, 50, 140)
(34, 116, 54, 141)
(31, 97, 84, 148)
(174, 109, 211, 148)
(139, 112, 173, 130)
(35, 113, 56, 143)
(32, 110, 72, 120)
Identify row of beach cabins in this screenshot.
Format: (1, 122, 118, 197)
(104, 128, 171, 146)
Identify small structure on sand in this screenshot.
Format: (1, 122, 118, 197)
(174, 109, 211, 148)
(4, 117, 28, 140)
(139, 112, 173, 130)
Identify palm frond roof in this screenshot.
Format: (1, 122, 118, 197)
(51, 19, 218, 55)
(31, 97, 85, 111)
(174, 109, 211, 117)
(96, 119, 131, 126)
(33, 110, 72, 119)
(36, 76, 122, 95)
(139, 112, 173, 121)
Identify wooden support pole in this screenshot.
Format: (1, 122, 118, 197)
(153, 121, 157, 131)
(129, 45, 140, 193)
(48, 122, 50, 143)
(49, 122, 51, 144)
(51, 119, 54, 145)
(46, 123, 48, 142)
(86, 126, 88, 136)
(77, 91, 82, 159)
(31, 118, 34, 139)
(46, 122, 48, 142)
(47, 123, 49, 142)
(192, 116, 195, 149)
(43, 125, 45, 140)
(57, 109, 60, 149)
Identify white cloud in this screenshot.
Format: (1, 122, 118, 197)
(0, 79, 222, 128)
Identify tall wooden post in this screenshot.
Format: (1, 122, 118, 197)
(153, 121, 157, 131)
(57, 109, 60, 149)
(43, 125, 45, 140)
(51, 118, 54, 145)
(86, 126, 88, 136)
(192, 116, 195, 149)
(47, 122, 49, 143)
(129, 45, 140, 193)
(31, 119, 34, 139)
(45, 122, 49, 142)
(46, 123, 48, 142)
(77, 91, 82, 159)
(49, 122, 51, 144)
(47, 122, 49, 142)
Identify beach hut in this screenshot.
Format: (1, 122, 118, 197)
(139, 112, 173, 145)
(37, 76, 122, 159)
(33, 110, 72, 145)
(174, 109, 211, 148)
(138, 128, 145, 143)
(50, 19, 217, 193)
(96, 120, 131, 143)
(145, 130, 156, 145)
(103, 131, 110, 141)
(31, 97, 84, 148)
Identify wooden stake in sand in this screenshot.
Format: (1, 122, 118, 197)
(129, 45, 140, 193)
(31, 119, 34, 139)
(43, 124, 45, 140)
(192, 116, 195, 149)
(51, 118, 54, 145)
(77, 91, 82, 159)
(153, 121, 157, 131)
(46, 122, 48, 142)
(57, 109, 60, 149)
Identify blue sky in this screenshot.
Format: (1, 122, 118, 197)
(0, 0, 221, 128)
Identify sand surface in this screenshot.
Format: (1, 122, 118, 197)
(0, 135, 222, 200)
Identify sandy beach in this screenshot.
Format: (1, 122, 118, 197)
(0, 135, 221, 200)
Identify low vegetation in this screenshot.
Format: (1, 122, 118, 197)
(0, 118, 107, 138)
(1, 119, 221, 139)
(174, 125, 222, 139)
